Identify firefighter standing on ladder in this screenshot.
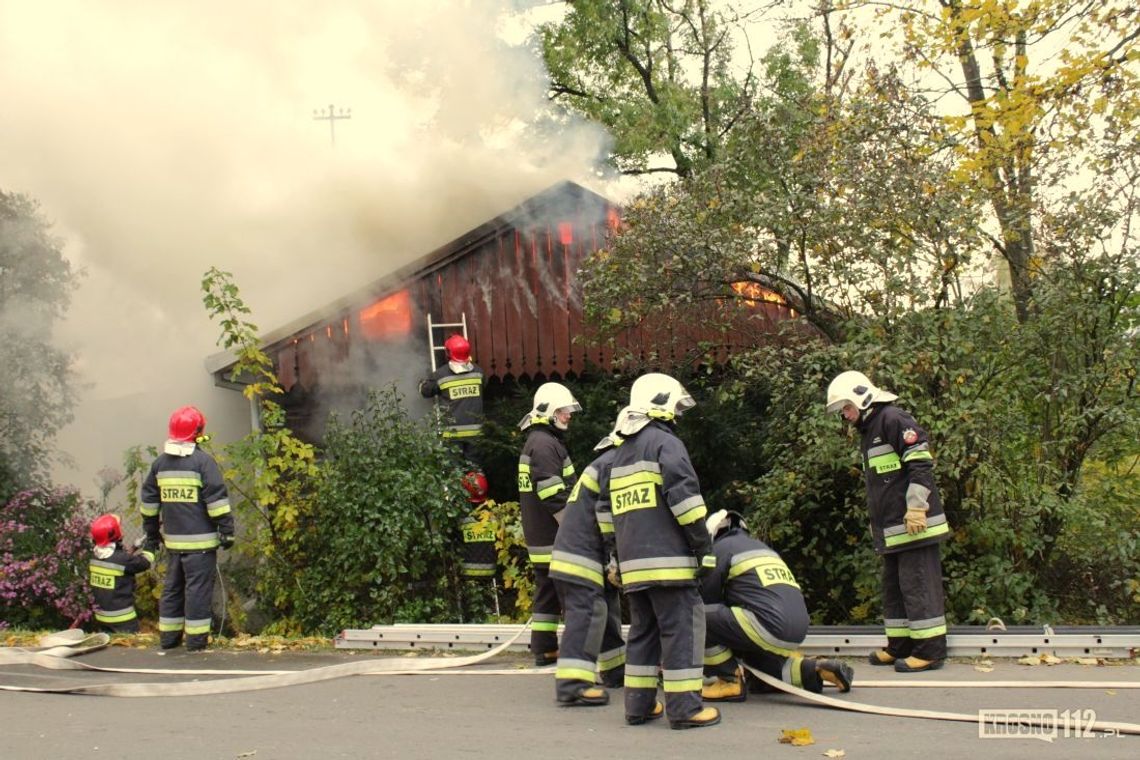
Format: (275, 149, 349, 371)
(141, 406, 235, 652)
(518, 382, 580, 666)
(826, 370, 950, 672)
(419, 333, 485, 468)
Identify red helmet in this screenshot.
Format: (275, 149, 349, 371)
(168, 405, 206, 443)
(444, 334, 471, 363)
(91, 514, 123, 547)
(461, 471, 488, 503)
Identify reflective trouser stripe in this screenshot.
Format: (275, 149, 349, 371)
(185, 618, 211, 635)
(159, 617, 184, 632)
(731, 606, 798, 657)
(95, 607, 138, 624)
(704, 644, 735, 666)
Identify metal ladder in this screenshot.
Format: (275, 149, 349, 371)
(426, 313, 468, 371)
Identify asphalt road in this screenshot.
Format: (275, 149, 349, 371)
(1, 646, 1136, 760)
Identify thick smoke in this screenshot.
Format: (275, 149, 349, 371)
(0, 0, 609, 498)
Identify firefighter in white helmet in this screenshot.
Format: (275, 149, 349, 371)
(550, 408, 632, 707)
(607, 373, 721, 729)
(518, 382, 580, 665)
(699, 509, 853, 700)
(826, 370, 949, 672)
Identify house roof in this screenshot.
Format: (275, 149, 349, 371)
(204, 179, 613, 377)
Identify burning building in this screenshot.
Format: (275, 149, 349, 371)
(205, 180, 796, 441)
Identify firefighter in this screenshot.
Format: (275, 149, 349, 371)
(699, 510, 854, 701)
(88, 514, 155, 634)
(140, 406, 235, 652)
(549, 409, 631, 706)
(458, 471, 498, 580)
(606, 373, 720, 730)
(826, 370, 950, 672)
(518, 381, 580, 666)
(419, 333, 485, 467)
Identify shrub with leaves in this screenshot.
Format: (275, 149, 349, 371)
(291, 387, 469, 634)
(0, 487, 94, 630)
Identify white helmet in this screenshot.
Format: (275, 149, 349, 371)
(705, 509, 746, 539)
(825, 370, 897, 414)
(594, 406, 633, 450)
(705, 509, 730, 539)
(629, 373, 695, 422)
(519, 382, 581, 430)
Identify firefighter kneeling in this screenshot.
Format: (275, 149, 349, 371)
(699, 510, 854, 701)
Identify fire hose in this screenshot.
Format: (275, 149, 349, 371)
(0, 624, 530, 697)
(2, 628, 1138, 736)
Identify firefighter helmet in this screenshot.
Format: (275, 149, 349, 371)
(168, 405, 206, 442)
(461, 471, 489, 503)
(825, 371, 897, 414)
(444, 334, 471, 363)
(90, 514, 123, 547)
(519, 382, 581, 429)
(705, 509, 746, 538)
(629, 373, 695, 421)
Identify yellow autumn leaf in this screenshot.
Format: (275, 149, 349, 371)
(779, 728, 815, 746)
(823, 751, 846, 758)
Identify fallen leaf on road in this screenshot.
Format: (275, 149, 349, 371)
(1017, 655, 1040, 666)
(974, 665, 994, 673)
(1106, 689, 1116, 696)
(822, 750, 846, 758)
(1041, 654, 1062, 665)
(778, 728, 815, 746)
(235, 752, 257, 758)
(1074, 657, 1100, 666)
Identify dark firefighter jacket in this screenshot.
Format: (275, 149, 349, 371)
(699, 525, 806, 624)
(459, 505, 499, 578)
(604, 420, 711, 591)
(549, 440, 621, 589)
(518, 423, 575, 566)
(89, 544, 155, 625)
(419, 363, 485, 440)
(857, 403, 949, 555)
(141, 446, 234, 551)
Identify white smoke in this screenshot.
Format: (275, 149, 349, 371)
(0, 0, 610, 498)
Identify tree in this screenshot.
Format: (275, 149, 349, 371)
(0, 190, 79, 491)
(540, 0, 761, 177)
(861, 0, 1140, 323)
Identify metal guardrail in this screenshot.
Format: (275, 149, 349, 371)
(334, 624, 1140, 659)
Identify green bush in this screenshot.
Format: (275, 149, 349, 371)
(290, 387, 469, 634)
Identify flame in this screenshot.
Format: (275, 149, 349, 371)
(359, 289, 413, 339)
(730, 281, 786, 307)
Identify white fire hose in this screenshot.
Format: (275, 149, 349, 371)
(2, 627, 1139, 736)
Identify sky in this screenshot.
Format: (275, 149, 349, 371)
(0, 0, 611, 498)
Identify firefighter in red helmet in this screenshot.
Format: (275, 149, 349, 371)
(88, 514, 155, 633)
(458, 471, 499, 580)
(419, 333, 486, 467)
(140, 405, 234, 651)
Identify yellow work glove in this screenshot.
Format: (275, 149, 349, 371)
(904, 508, 927, 535)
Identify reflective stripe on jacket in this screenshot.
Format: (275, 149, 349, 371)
(141, 447, 234, 551)
(858, 403, 949, 554)
(519, 423, 575, 565)
(550, 443, 621, 589)
(607, 420, 711, 591)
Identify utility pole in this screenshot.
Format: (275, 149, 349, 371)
(313, 103, 351, 147)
